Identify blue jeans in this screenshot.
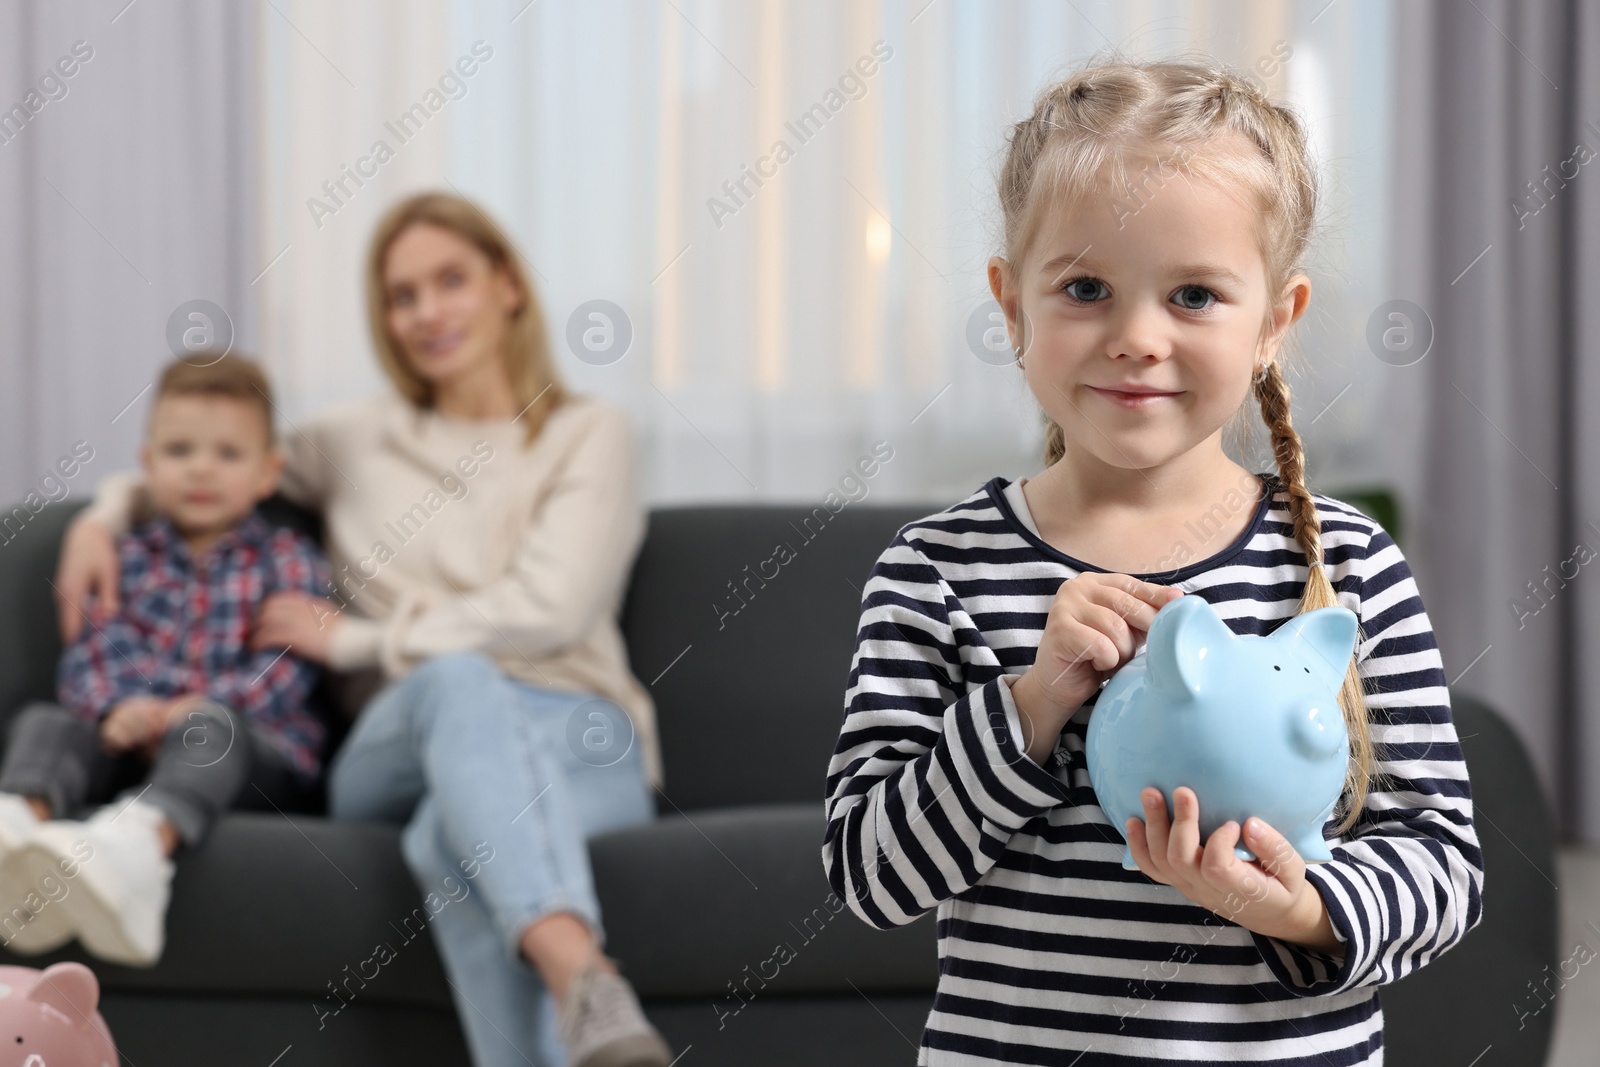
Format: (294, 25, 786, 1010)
(328, 651, 654, 1067)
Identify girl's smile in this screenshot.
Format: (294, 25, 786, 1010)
(1086, 384, 1185, 409)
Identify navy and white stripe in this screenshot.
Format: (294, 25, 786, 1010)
(822, 473, 1484, 1065)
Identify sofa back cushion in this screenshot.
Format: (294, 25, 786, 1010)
(0, 499, 932, 815)
(620, 504, 929, 812)
(0, 501, 83, 728)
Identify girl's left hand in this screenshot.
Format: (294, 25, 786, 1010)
(1125, 785, 1344, 958)
(253, 592, 344, 664)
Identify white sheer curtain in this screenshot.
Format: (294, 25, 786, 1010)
(257, 0, 1396, 507)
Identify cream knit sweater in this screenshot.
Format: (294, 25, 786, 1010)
(86, 392, 662, 790)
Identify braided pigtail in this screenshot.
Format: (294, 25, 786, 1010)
(1255, 361, 1383, 833)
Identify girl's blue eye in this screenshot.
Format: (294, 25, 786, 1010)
(1173, 285, 1217, 311)
(1062, 277, 1107, 303)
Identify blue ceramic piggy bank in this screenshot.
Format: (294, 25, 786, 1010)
(1085, 594, 1359, 870)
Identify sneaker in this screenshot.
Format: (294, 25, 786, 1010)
(557, 957, 673, 1067)
(0, 794, 74, 955)
(9, 799, 174, 966)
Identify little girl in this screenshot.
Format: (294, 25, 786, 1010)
(822, 59, 1484, 1065)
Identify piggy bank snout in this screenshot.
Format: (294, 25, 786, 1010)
(1290, 703, 1348, 759)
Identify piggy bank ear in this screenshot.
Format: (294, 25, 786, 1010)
(1271, 606, 1360, 687)
(27, 962, 100, 1022)
(1146, 594, 1233, 699)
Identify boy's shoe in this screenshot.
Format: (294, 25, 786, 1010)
(11, 799, 174, 967)
(558, 957, 674, 1067)
(0, 794, 75, 955)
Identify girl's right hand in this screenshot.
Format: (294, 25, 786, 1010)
(54, 516, 120, 643)
(1010, 573, 1183, 764)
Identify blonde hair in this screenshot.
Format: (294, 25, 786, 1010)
(365, 192, 566, 443)
(997, 57, 1382, 835)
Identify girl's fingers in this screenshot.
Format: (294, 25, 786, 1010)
(1063, 621, 1118, 673)
(1189, 819, 1265, 910)
(1072, 609, 1136, 669)
(1138, 788, 1171, 869)
(1200, 818, 1243, 883)
(1243, 817, 1305, 891)
(1098, 574, 1183, 615)
(1124, 816, 1152, 872)
(1167, 787, 1203, 866)
(1088, 585, 1162, 638)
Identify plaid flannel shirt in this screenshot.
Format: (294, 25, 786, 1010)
(57, 511, 331, 779)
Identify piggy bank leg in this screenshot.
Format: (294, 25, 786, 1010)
(1233, 844, 1257, 862)
(1294, 830, 1335, 863)
(1122, 844, 1138, 870)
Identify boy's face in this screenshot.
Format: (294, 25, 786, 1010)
(140, 394, 282, 539)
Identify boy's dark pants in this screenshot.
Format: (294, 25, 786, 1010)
(0, 702, 312, 847)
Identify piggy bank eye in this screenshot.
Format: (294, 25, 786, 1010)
(1304, 667, 1310, 673)
(1272, 665, 1280, 671)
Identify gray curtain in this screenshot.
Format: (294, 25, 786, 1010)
(1389, 0, 1600, 844)
(0, 0, 256, 509)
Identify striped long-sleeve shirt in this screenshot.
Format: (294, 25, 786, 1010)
(821, 473, 1484, 1065)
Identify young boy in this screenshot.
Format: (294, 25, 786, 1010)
(0, 354, 330, 966)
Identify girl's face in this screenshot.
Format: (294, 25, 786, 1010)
(382, 223, 523, 394)
(989, 150, 1309, 475)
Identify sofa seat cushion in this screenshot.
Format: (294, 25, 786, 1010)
(591, 802, 935, 999)
(1, 805, 935, 1006)
(1, 813, 456, 1008)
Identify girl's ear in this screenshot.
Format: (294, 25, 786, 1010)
(138, 441, 152, 473)
(986, 254, 1010, 302)
(987, 255, 1022, 350)
(1258, 271, 1313, 365)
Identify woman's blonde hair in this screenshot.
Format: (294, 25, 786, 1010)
(365, 192, 566, 443)
(996, 56, 1384, 835)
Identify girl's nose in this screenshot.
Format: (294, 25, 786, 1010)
(1105, 298, 1172, 361)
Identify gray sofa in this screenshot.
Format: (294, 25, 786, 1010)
(0, 496, 1558, 1066)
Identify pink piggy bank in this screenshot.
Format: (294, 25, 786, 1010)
(0, 963, 117, 1066)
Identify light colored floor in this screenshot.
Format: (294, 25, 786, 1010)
(1547, 846, 1600, 1067)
